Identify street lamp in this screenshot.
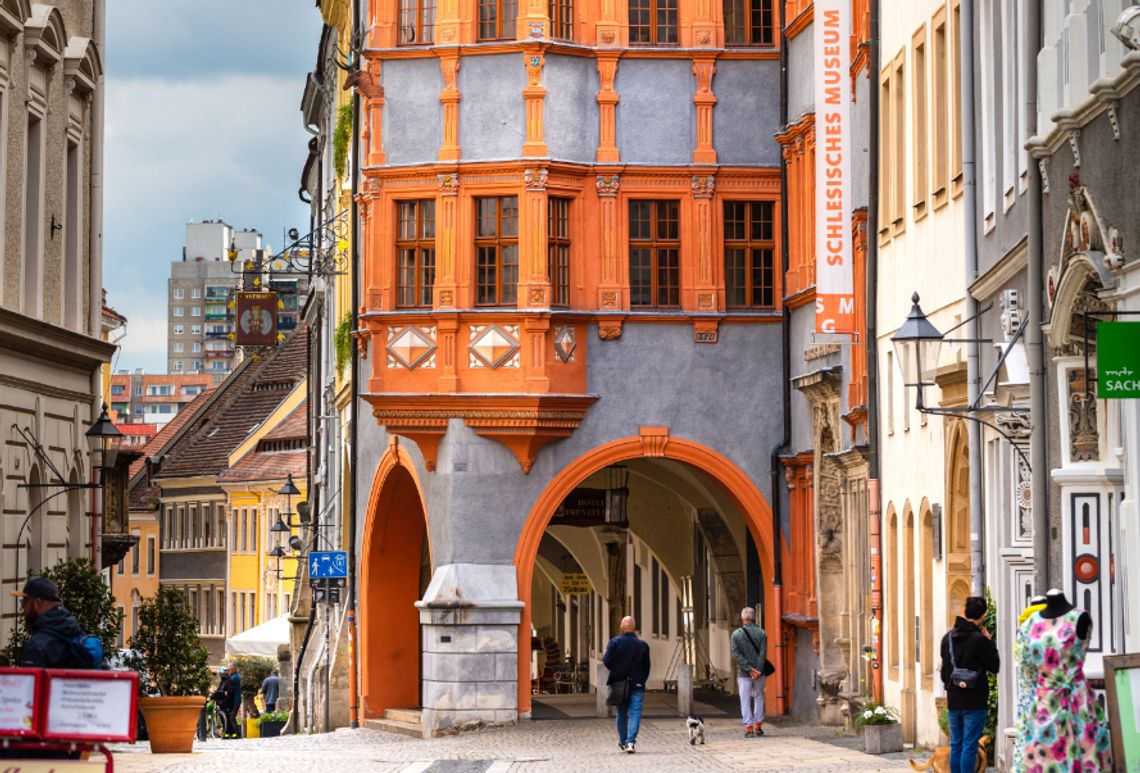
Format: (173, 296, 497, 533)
(892, 291, 1032, 470)
(86, 403, 124, 480)
(891, 293, 944, 403)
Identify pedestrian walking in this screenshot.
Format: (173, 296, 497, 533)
(730, 606, 768, 737)
(12, 577, 93, 669)
(260, 668, 280, 712)
(211, 663, 243, 738)
(602, 615, 650, 754)
(940, 596, 1000, 773)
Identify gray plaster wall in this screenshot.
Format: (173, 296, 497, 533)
(850, 71, 871, 210)
(356, 322, 785, 572)
(712, 59, 782, 166)
(615, 59, 693, 165)
(791, 627, 819, 719)
(544, 54, 599, 163)
(787, 29, 815, 122)
(160, 551, 226, 581)
(459, 54, 525, 161)
(382, 57, 443, 166)
(973, 0, 1028, 276)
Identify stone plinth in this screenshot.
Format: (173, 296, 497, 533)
(416, 563, 524, 737)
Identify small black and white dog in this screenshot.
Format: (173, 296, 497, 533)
(687, 716, 706, 745)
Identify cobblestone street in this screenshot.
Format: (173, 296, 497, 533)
(110, 718, 924, 773)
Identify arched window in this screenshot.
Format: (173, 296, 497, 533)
(886, 505, 899, 672)
(921, 505, 934, 684)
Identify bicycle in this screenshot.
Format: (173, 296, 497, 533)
(199, 700, 227, 740)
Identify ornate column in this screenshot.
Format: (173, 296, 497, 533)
(692, 56, 717, 165)
(353, 60, 387, 166)
(522, 48, 548, 157)
(438, 52, 462, 161)
(595, 53, 620, 163)
(435, 173, 460, 392)
(517, 0, 550, 40)
(690, 175, 717, 312)
(519, 168, 551, 308)
(596, 175, 622, 312)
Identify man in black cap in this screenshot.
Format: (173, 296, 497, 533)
(11, 576, 87, 668)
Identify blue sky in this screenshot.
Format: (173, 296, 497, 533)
(104, 1, 322, 373)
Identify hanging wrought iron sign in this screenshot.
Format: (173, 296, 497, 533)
(235, 291, 280, 347)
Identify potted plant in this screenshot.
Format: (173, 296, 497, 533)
(125, 586, 212, 753)
(257, 710, 289, 738)
(856, 700, 902, 754)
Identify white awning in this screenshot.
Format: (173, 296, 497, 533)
(224, 614, 290, 659)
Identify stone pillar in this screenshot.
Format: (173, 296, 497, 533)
(596, 663, 611, 717)
(677, 663, 693, 717)
(417, 564, 524, 737)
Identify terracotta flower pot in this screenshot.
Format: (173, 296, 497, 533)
(140, 695, 206, 753)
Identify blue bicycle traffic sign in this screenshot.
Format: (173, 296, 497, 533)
(308, 551, 348, 579)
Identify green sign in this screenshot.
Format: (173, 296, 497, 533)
(1098, 322, 1140, 398)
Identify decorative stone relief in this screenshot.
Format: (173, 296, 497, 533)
(1068, 369, 1099, 462)
(553, 326, 576, 363)
(387, 325, 437, 370)
(468, 324, 521, 369)
(691, 175, 716, 199)
(437, 172, 460, 195)
(523, 168, 548, 191)
(595, 175, 620, 198)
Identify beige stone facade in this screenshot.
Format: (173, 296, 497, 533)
(0, 0, 112, 649)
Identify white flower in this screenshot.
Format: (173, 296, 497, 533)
(875, 707, 887, 715)
(863, 710, 873, 719)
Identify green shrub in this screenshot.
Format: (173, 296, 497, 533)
(257, 710, 289, 725)
(333, 103, 353, 177)
(334, 312, 353, 377)
(984, 587, 998, 741)
(126, 586, 211, 697)
(1, 557, 123, 665)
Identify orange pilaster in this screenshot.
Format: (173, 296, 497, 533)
(519, 168, 551, 308)
(692, 57, 718, 165)
(595, 54, 620, 164)
(691, 174, 717, 311)
(435, 172, 460, 313)
(522, 48, 549, 158)
(595, 173, 622, 309)
(438, 52, 461, 162)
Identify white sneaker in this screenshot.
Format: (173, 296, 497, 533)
(624, 742, 636, 754)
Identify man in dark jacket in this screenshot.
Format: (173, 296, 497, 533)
(211, 663, 242, 738)
(602, 616, 650, 754)
(939, 596, 999, 773)
(13, 577, 87, 669)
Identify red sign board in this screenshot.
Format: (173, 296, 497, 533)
(235, 291, 278, 347)
(0, 668, 42, 737)
(40, 670, 138, 743)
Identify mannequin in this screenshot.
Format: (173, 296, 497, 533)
(1038, 588, 1091, 640)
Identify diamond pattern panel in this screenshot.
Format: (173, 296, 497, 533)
(554, 326, 576, 363)
(469, 324, 521, 369)
(387, 325, 437, 370)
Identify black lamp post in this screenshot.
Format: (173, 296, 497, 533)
(890, 293, 944, 409)
(87, 403, 124, 480)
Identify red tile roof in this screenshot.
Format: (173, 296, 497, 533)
(263, 404, 307, 442)
(217, 449, 307, 484)
(154, 329, 308, 482)
(127, 388, 217, 511)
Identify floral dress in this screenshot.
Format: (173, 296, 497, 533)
(1015, 608, 1112, 773)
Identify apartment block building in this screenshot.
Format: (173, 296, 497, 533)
(109, 371, 213, 426)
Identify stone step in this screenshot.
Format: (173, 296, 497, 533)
(384, 708, 423, 725)
(365, 717, 426, 739)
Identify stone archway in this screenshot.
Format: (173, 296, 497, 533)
(515, 429, 777, 716)
(360, 443, 430, 718)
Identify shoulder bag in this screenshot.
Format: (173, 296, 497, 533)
(743, 627, 776, 677)
(605, 677, 631, 706)
(948, 632, 981, 689)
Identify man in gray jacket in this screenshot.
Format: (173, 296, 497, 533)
(730, 606, 767, 737)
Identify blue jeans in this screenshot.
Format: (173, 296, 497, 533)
(948, 708, 987, 773)
(615, 687, 645, 747)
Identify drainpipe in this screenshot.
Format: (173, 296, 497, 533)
(767, 0, 791, 717)
(1025, 0, 1048, 592)
(866, 0, 883, 705)
(89, 0, 106, 572)
(346, 0, 363, 730)
(960, 0, 984, 595)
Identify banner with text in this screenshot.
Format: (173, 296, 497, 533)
(814, 0, 855, 333)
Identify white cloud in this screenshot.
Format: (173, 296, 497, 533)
(105, 74, 312, 373)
